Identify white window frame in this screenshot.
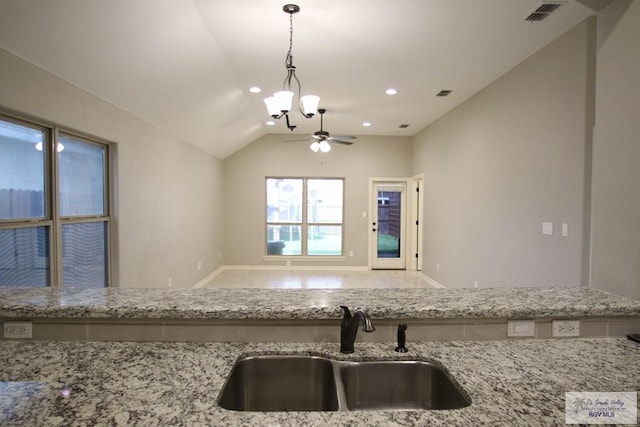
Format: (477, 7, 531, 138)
(264, 177, 346, 261)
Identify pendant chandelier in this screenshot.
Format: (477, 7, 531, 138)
(264, 4, 319, 131)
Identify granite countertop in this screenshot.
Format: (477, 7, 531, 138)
(1, 338, 638, 426)
(1, 287, 640, 321)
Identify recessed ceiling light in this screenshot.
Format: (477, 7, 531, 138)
(385, 88, 398, 95)
(362, 122, 372, 127)
(266, 120, 275, 126)
(249, 86, 262, 93)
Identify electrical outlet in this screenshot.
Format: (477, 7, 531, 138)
(3, 321, 33, 339)
(552, 320, 580, 337)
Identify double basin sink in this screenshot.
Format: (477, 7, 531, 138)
(217, 355, 471, 412)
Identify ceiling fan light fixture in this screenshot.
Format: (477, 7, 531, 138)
(319, 140, 331, 153)
(263, 4, 319, 131)
(291, 108, 355, 153)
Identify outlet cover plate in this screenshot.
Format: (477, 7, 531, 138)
(3, 321, 33, 339)
(552, 320, 580, 337)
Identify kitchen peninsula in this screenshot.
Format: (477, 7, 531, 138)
(1, 286, 639, 426)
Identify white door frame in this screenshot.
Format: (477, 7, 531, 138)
(410, 173, 424, 272)
(368, 176, 423, 270)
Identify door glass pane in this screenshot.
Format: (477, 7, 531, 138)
(62, 222, 107, 287)
(266, 178, 302, 222)
(0, 119, 46, 220)
(0, 226, 50, 287)
(267, 225, 301, 255)
(308, 225, 342, 256)
(377, 191, 401, 258)
(58, 134, 105, 217)
(307, 179, 343, 224)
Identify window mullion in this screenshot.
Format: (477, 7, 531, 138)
(51, 127, 63, 287)
(301, 178, 308, 256)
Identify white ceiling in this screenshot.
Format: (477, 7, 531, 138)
(0, 0, 595, 158)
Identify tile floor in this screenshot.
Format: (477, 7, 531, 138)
(201, 269, 435, 289)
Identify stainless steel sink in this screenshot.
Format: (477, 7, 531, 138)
(217, 355, 471, 412)
(217, 355, 339, 411)
(339, 360, 471, 410)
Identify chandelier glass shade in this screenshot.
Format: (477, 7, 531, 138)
(264, 4, 319, 131)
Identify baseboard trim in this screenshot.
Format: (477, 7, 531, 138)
(192, 267, 225, 289)
(423, 274, 446, 288)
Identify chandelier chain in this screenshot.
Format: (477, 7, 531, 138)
(286, 12, 294, 68)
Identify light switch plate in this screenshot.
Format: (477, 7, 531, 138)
(507, 320, 535, 337)
(542, 222, 554, 236)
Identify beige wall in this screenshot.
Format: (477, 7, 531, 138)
(222, 133, 412, 266)
(411, 20, 594, 288)
(591, 0, 640, 300)
(2, 3, 639, 298)
(0, 47, 224, 288)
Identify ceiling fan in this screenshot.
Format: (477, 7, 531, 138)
(285, 108, 356, 152)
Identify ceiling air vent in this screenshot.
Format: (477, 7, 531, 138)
(398, 124, 410, 129)
(437, 90, 452, 97)
(526, 2, 564, 22)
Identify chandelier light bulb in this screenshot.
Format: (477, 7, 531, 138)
(310, 141, 321, 152)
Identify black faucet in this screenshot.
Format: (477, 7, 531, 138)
(340, 305, 375, 354)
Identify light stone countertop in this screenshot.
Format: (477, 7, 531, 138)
(1, 338, 639, 426)
(1, 287, 640, 320)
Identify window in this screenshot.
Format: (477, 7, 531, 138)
(266, 178, 343, 256)
(0, 114, 110, 287)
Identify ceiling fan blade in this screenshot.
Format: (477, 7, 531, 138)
(331, 139, 354, 145)
(331, 135, 356, 141)
(283, 139, 312, 143)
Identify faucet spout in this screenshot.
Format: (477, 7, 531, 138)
(340, 305, 375, 354)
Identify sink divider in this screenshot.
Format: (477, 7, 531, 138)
(330, 360, 350, 411)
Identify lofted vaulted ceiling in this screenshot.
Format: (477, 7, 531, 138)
(0, 0, 597, 158)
